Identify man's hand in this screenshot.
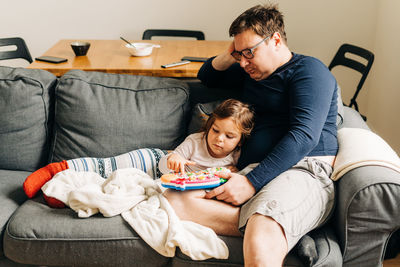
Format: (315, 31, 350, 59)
(205, 172, 256, 206)
(167, 153, 196, 174)
(211, 41, 237, 71)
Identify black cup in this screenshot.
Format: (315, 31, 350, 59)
(71, 41, 90, 56)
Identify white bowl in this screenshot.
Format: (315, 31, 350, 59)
(125, 43, 160, 57)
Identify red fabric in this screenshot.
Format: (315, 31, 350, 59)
(23, 160, 69, 198)
(43, 194, 66, 208)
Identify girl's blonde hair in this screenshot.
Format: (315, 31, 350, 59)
(202, 99, 254, 149)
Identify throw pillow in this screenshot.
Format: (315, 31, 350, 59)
(50, 70, 189, 162)
(0, 66, 57, 171)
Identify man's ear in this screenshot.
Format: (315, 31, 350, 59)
(271, 32, 282, 46)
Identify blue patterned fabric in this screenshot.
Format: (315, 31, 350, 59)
(67, 148, 168, 179)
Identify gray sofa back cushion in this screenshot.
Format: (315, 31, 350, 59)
(50, 70, 189, 162)
(0, 66, 56, 171)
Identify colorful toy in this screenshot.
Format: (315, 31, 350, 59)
(160, 167, 229, 191)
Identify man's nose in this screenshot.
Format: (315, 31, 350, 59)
(239, 57, 249, 68)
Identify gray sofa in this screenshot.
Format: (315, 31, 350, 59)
(0, 66, 399, 267)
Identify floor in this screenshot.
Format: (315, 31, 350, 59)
(384, 253, 400, 267)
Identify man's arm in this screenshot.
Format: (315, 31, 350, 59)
(211, 42, 237, 71)
(197, 42, 246, 89)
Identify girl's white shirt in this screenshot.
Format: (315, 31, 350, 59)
(158, 132, 240, 174)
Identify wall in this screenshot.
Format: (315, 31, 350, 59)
(1, 0, 398, 153)
(367, 0, 400, 154)
(1, 0, 376, 63)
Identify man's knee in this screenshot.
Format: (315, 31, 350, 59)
(244, 214, 288, 266)
(245, 214, 287, 248)
(248, 214, 282, 230)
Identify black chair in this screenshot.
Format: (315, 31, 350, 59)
(142, 29, 205, 40)
(0, 37, 33, 63)
(328, 43, 374, 120)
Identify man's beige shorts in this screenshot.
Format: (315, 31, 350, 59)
(239, 158, 335, 250)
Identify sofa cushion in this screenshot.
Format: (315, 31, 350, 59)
(4, 198, 342, 267)
(0, 169, 30, 258)
(0, 66, 57, 171)
(50, 70, 189, 162)
(4, 199, 169, 266)
(340, 106, 370, 130)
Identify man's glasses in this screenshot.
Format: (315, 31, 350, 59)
(231, 36, 270, 61)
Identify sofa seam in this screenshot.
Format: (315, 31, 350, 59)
(172, 255, 243, 266)
(48, 81, 60, 163)
(60, 75, 189, 97)
(5, 235, 143, 242)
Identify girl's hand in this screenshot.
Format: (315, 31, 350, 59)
(226, 165, 239, 173)
(167, 153, 196, 174)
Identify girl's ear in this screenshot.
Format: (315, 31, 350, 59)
(236, 140, 242, 148)
(235, 142, 242, 152)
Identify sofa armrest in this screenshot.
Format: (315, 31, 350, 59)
(334, 165, 400, 267)
(340, 107, 370, 130)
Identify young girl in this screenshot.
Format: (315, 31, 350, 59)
(23, 99, 254, 207)
(159, 98, 254, 175)
(161, 99, 254, 237)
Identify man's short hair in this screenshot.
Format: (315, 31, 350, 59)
(229, 4, 287, 43)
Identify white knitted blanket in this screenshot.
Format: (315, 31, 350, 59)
(41, 168, 228, 260)
(332, 127, 400, 181)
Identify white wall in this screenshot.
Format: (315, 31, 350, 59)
(1, 0, 261, 57)
(2, 0, 399, 153)
(368, 0, 400, 154)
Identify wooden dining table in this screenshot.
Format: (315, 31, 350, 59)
(27, 39, 231, 77)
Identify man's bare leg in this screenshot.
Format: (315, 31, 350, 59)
(163, 189, 241, 236)
(243, 214, 288, 267)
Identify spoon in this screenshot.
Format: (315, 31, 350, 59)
(120, 36, 136, 49)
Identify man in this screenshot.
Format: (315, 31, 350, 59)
(165, 4, 338, 266)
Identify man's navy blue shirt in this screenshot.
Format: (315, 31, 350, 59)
(198, 53, 338, 191)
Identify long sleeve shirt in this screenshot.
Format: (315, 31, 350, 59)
(197, 53, 338, 191)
